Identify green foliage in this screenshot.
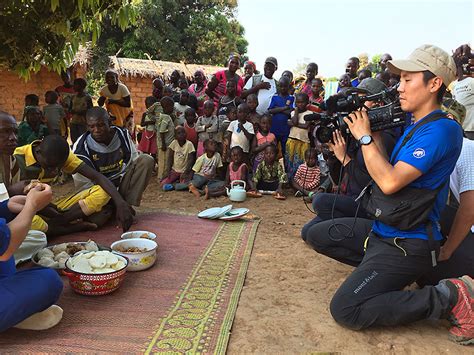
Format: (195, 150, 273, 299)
(93, 0, 248, 67)
(0, 0, 137, 79)
(371, 53, 383, 74)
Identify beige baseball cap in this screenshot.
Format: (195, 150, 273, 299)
(387, 44, 457, 86)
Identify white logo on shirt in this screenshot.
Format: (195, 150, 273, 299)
(413, 148, 425, 158)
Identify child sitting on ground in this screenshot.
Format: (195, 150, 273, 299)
(156, 96, 177, 179)
(209, 146, 258, 198)
(43, 91, 67, 138)
(291, 148, 321, 197)
(253, 144, 287, 200)
(252, 114, 276, 173)
(246, 93, 261, 131)
(196, 100, 219, 156)
(184, 107, 198, 150)
(174, 90, 191, 125)
(285, 92, 313, 179)
(225, 102, 255, 164)
(187, 139, 225, 198)
(161, 126, 196, 188)
(138, 96, 159, 160)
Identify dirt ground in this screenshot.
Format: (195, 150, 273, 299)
(57, 180, 472, 354)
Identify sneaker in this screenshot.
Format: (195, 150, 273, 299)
(445, 275, 474, 345)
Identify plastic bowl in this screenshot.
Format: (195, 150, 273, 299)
(110, 238, 157, 271)
(120, 230, 157, 241)
(63, 252, 128, 296)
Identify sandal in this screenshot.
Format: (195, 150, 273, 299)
(273, 192, 286, 200)
(247, 190, 263, 198)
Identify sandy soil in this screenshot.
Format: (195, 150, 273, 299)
(56, 180, 471, 354)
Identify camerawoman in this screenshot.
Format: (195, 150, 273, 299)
(322, 45, 473, 344)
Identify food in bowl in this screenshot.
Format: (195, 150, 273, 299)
(64, 251, 128, 296)
(69, 251, 126, 274)
(35, 240, 100, 269)
(111, 238, 157, 272)
(115, 246, 147, 253)
(120, 230, 157, 241)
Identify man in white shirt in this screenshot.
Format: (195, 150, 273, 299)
(242, 57, 278, 115)
(417, 127, 474, 286)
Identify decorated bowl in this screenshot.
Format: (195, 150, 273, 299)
(120, 230, 157, 241)
(63, 253, 128, 296)
(110, 238, 157, 272)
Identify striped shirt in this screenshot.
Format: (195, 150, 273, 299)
(293, 163, 320, 190)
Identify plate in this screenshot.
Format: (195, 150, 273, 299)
(212, 204, 233, 219)
(198, 207, 225, 219)
(219, 208, 250, 221)
(197, 205, 233, 219)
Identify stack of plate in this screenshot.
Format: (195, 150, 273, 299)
(197, 205, 250, 220)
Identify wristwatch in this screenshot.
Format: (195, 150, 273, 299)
(359, 135, 373, 145)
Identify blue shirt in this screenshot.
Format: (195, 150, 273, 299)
(0, 200, 15, 276)
(268, 94, 294, 136)
(372, 110, 463, 241)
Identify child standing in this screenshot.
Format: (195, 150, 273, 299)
(253, 144, 287, 200)
(156, 97, 176, 179)
(291, 148, 321, 197)
(285, 92, 313, 179)
(252, 115, 276, 173)
(174, 90, 191, 125)
(217, 80, 242, 120)
(184, 108, 198, 150)
(70, 78, 93, 143)
(161, 126, 196, 187)
(208, 146, 257, 198)
(246, 94, 261, 132)
(196, 100, 219, 156)
(22, 94, 40, 121)
(225, 103, 255, 163)
(187, 139, 225, 198)
(268, 76, 294, 158)
(43, 91, 67, 138)
(309, 78, 325, 108)
(138, 96, 159, 160)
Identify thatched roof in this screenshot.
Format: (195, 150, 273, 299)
(109, 56, 231, 79)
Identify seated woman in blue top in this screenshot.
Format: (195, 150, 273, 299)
(0, 183, 63, 332)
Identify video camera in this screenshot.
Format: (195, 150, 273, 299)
(304, 86, 407, 144)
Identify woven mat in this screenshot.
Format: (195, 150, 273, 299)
(0, 212, 259, 354)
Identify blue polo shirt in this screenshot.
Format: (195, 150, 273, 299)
(268, 94, 294, 136)
(372, 110, 463, 241)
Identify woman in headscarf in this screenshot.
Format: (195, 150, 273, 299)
(188, 70, 208, 116)
(97, 69, 133, 128)
(205, 54, 244, 105)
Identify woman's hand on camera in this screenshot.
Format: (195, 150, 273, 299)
(344, 110, 371, 141)
(328, 130, 347, 163)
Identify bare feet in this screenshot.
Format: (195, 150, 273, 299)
(204, 186, 210, 200)
(14, 305, 63, 330)
(189, 184, 201, 198)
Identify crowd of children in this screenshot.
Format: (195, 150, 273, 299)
(18, 54, 404, 202)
